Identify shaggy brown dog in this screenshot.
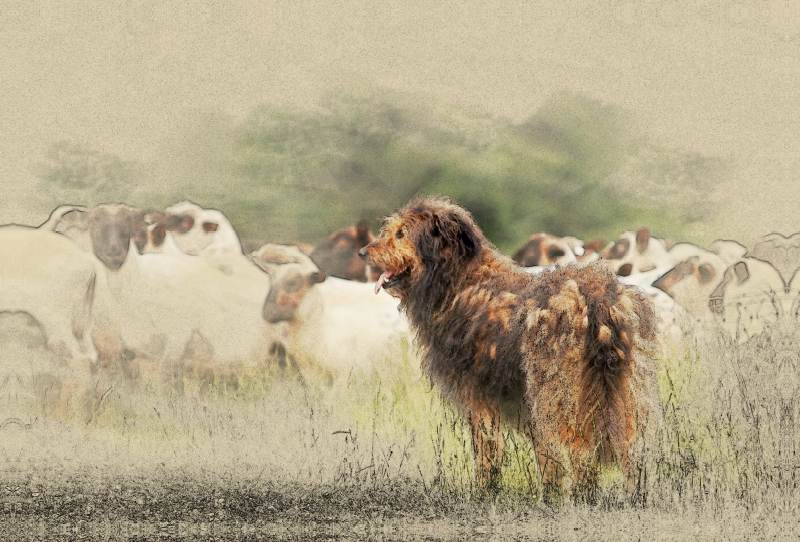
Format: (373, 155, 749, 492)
(359, 196, 660, 495)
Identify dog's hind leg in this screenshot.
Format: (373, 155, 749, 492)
(538, 449, 567, 490)
(467, 403, 505, 493)
(521, 420, 573, 494)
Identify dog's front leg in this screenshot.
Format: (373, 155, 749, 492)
(468, 404, 504, 493)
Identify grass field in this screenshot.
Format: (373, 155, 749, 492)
(0, 321, 797, 540)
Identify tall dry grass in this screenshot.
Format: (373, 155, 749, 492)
(0, 314, 796, 536)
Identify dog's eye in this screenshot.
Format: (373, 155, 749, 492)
(395, 230, 404, 239)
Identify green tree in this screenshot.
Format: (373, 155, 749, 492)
(229, 88, 726, 252)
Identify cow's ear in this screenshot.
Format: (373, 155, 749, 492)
(733, 261, 749, 284)
(546, 245, 566, 261)
(636, 228, 650, 253)
(356, 219, 371, 243)
(150, 224, 167, 248)
(698, 263, 716, 285)
(584, 240, 604, 253)
(513, 238, 541, 267)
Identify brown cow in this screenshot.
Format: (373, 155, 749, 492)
(310, 219, 381, 281)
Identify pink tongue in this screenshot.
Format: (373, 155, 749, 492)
(375, 271, 394, 294)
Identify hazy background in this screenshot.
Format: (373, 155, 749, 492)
(2, 0, 798, 250)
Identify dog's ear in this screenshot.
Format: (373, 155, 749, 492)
(418, 209, 482, 266)
(450, 212, 482, 262)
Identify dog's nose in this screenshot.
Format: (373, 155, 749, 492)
(358, 247, 367, 260)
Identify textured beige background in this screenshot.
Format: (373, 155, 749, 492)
(0, 0, 796, 533)
(1, 0, 797, 241)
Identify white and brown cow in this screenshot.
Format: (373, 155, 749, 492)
(599, 228, 675, 276)
(0, 224, 98, 372)
(707, 257, 786, 343)
(512, 233, 603, 267)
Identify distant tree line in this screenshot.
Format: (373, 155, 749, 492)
(38, 140, 142, 200)
(35, 88, 725, 253)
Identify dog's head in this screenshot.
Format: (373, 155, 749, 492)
(359, 197, 484, 301)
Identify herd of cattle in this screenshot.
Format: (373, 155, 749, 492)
(1, 200, 799, 389)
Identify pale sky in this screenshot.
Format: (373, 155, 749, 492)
(2, 0, 798, 243)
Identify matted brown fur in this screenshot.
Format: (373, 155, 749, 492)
(359, 196, 660, 495)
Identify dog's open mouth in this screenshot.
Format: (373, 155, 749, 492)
(374, 269, 408, 294)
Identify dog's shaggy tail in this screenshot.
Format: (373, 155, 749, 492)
(526, 266, 656, 472)
(579, 280, 655, 466)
